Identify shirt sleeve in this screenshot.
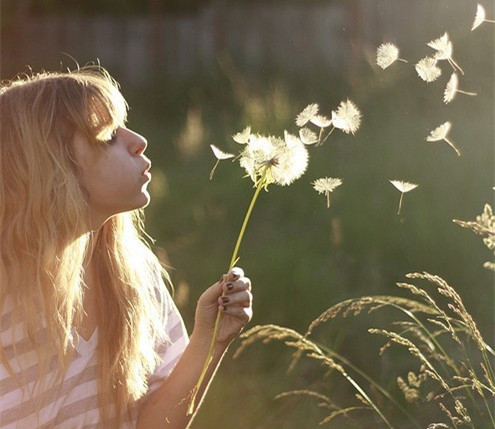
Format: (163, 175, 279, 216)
(146, 287, 190, 396)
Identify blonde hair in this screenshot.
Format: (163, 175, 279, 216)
(0, 66, 169, 426)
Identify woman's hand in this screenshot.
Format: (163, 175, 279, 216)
(193, 267, 253, 346)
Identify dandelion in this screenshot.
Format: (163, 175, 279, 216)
(296, 103, 319, 127)
(299, 127, 319, 145)
(444, 73, 477, 104)
(415, 56, 442, 83)
(427, 32, 464, 74)
(376, 43, 408, 69)
(190, 129, 309, 413)
(472, 4, 495, 31)
(390, 180, 418, 215)
(313, 177, 343, 208)
(426, 121, 461, 156)
(239, 132, 308, 187)
(331, 99, 362, 135)
(232, 126, 251, 144)
(310, 114, 332, 128)
(209, 144, 235, 180)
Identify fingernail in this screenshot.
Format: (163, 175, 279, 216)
(226, 283, 234, 291)
(221, 296, 229, 304)
(231, 267, 242, 279)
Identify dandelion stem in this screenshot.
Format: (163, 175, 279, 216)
(398, 58, 408, 63)
(397, 193, 404, 215)
(448, 58, 464, 75)
(444, 138, 461, 156)
(188, 165, 269, 415)
(456, 89, 477, 96)
(209, 160, 220, 180)
(319, 126, 335, 146)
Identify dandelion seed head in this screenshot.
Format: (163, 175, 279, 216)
(331, 99, 362, 135)
(472, 4, 486, 31)
(427, 32, 453, 60)
(210, 144, 235, 160)
(296, 103, 319, 127)
(299, 127, 318, 145)
(240, 133, 308, 187)
(232, 126, 252, 144)
(390, 180, 418, 193)
(444, 73, 458, 104)
(376, 43, 400, 69)
(426, 122, 452, 141)
(309, 114, 332, 128)
(415, 56, 442, 82)
(313, 177, 343, 194)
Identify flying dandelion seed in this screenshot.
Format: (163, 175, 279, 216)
(240, 132, 309, 187)
(376, 43, 408, 69)
(232, 126, 252, 144)
(426, 121, 461, 156)
(472, 4, 495, 30)
(313, 177, 342, 208)
(310, 114, 332, 128)
(443, 73, 477, 104)
(331, 99, 362, 135)
(299, 127, 319, 145)
(415, 56, 442, 83)
(296, 103, 319, 127)
(209, 144, 235, 180)
(427, 32, 464, 74)
(390, 180, 418, 215)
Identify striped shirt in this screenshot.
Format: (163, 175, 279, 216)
(0, 289, 189, 428)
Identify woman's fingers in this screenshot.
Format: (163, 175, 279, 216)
(224, 267, 244, 283)
(220, 304, 253, 321)
(218, 290, 252, 307)
(223, 276, 251, 294)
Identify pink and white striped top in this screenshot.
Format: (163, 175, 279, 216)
(0, 287, 189, 428)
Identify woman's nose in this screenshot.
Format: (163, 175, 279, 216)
(128, 129, 148, 155)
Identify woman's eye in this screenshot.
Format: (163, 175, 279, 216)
(105, 129, 118, 145)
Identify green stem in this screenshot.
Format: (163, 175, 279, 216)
(316, 342, 422, 428)
(187, 166, 269, 415)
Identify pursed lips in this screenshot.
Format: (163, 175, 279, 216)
(142, 161, 152, 176)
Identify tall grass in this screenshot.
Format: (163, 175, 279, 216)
(236, 204, 495, 428)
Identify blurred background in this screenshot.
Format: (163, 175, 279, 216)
(1, 0, 493, 427)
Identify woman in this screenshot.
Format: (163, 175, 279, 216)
(0, 66, 253, 428)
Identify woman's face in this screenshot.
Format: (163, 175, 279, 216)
(73, 126, 152, 228)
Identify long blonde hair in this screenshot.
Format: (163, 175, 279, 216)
(0, 66, 169, 425)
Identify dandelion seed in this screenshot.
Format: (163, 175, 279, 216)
(427, 32, 464, 74)
(443, 73, 477, 104)
(313, 177, 342, 208)
(472, 4, 495, 30)
(296, 103, 319, 127)
(376, 43, 408, 69)
(299, 127, 319, 145)
(415, 56, 442, 83)
(240, 133, 308, 187)
(232, 126, 251, 144)
(331, 100, 361, 135)
(310, 114, 332, 128)
(390, 180, 418, 215)
(209, 144, 235, 180)
(426, 121, 461, 156)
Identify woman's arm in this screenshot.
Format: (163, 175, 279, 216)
(136, 268, 252, 429)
